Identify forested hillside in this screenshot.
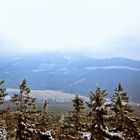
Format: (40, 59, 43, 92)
(0, 53, 140, 102)
(0, 80, 140, 140)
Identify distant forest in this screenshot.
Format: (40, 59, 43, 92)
(0, 80, 140, 140)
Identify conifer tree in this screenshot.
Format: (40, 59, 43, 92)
(86, 87, 107, 140)
(71, 95, 86, 132)
(111, 83, 132, 129)
(0, 80, 7, 105)
(11, 79, 38, 140)
(86, 87, 125, 140)
(59, 95, 86, 139)
(3, 106, 16, 139)
(36, 100, 53, 132)
(111, 83, 140, 139)
(0, 80, 8, 139)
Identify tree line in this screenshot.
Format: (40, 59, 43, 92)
(0, 80, 140, 140)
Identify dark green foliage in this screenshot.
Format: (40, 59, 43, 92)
(111, 84, 132, 119)
(58, 95, 86, 139)
(110, 83, 140, 139)
(71, 95, 86, 131)
(111, 83, 133, 129)
(11, 79, 38, 140)
(86, 87, 108, 140)
(36, 100, 53, 132)
(0, 80, 140, 140)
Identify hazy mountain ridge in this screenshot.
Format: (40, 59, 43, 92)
(0, 53, 140, 102)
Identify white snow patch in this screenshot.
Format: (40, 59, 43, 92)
(4, 95, 11, 101)
(70, 78, 86, 87)
(33, 63, 55, 72)
(63, 56, 78, 61)
(80, 132, 91, 140)
(86, 66, 140, 71)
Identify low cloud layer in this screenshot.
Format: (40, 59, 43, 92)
(0, 0, 140, 60)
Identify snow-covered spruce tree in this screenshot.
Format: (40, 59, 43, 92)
(0, 81, 17, 139)
(124, 116, 140, 139)
(0, 80, 8, 139)
(2, 106, 16, 140)
(36, 100, 53, 132)
(86, 87, 124, 140)
(71, 95, 86, 132)
(111, 83, 140, 139)
(111, 83, 132, 130)
(86, 87, 107, 140)
(51, 114, 63, 139)
(0, 80, 7, 105)
(59, 95, 86, 140)
(0, 81, 15, 140)
(11, 79, 38, 140)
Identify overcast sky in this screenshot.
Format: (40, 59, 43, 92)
(0, 0, 140, 59)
